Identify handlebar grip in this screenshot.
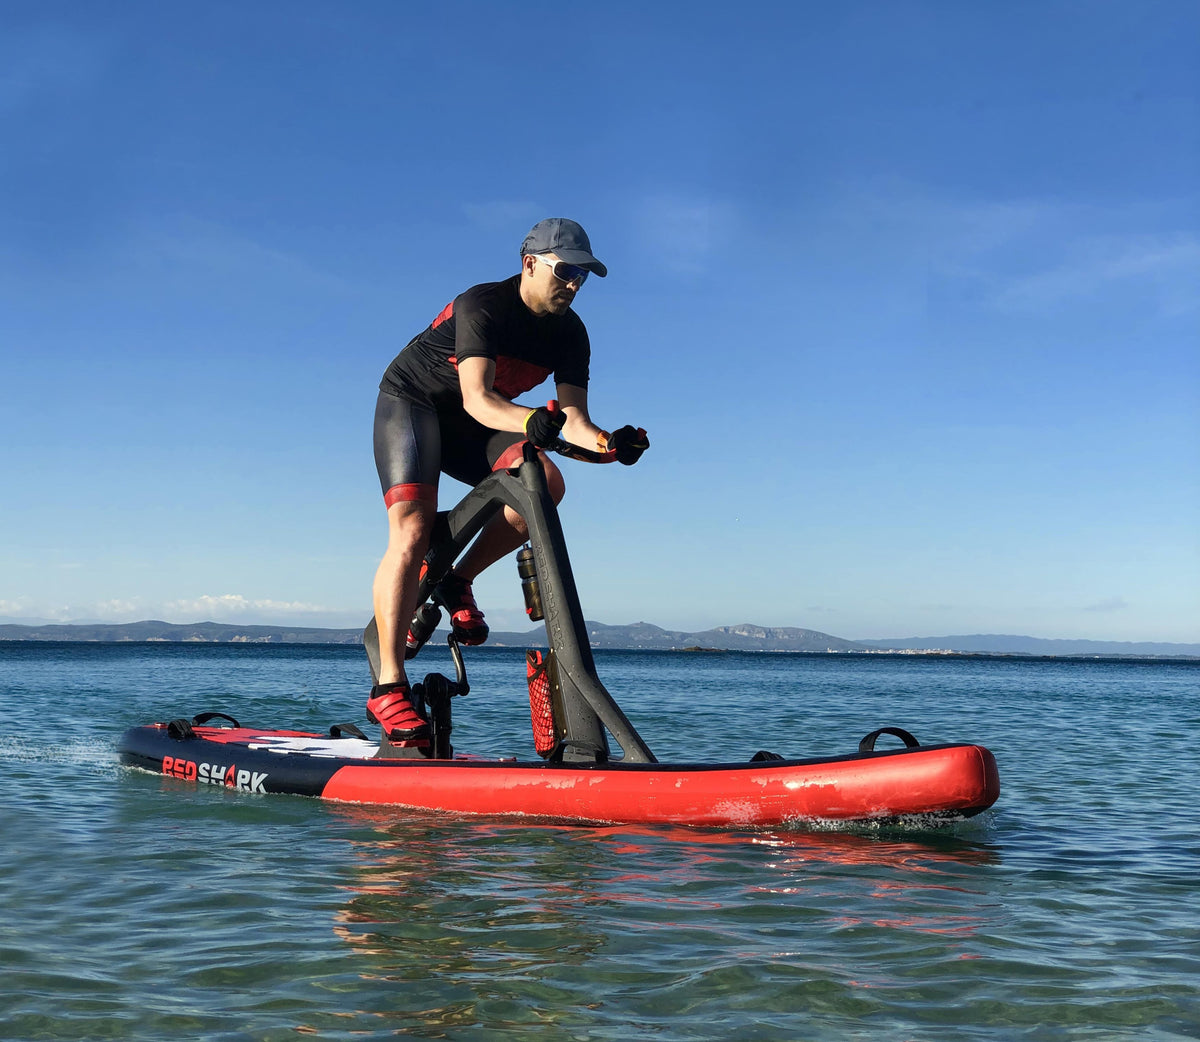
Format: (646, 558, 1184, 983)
(532, 401, 619, 463)
(549, 439, 617, 464)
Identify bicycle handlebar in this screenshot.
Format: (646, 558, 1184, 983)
(547, 440, 618, 464)
(539, 401, 618, 464)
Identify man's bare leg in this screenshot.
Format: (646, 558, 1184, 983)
(372, 500, 435, 686)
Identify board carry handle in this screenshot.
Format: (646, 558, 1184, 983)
(168, 711, 241, 740)
(192, 711, 241, 728)
(858, 726, 920, 752)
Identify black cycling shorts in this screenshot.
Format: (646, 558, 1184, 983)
(373, 390, 525, 508)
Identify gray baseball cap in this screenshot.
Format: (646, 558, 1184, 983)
(520, 218, 607, 277)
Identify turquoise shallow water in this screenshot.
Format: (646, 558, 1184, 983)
(1, 642, 1197, 1040)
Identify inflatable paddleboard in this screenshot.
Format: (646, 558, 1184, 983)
(118, 718, 1000, 827)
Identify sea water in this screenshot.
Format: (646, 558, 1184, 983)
(0, 642, 1197, 1041)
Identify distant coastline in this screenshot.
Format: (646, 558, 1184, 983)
(1, 619, 1196, 659)
(0, 620, 364, 645)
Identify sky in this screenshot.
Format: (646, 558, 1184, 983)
(1, 1, 1197, 643)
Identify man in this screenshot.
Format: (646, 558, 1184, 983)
(369, 218, 649, 749)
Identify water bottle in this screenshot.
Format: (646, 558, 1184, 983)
(405, 602, 443, 659)
(516, 545, 544, 621)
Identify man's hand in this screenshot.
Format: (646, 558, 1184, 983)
(524, 406, 567, 449)
(607, 425, 650, 465)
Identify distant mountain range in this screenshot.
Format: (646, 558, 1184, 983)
(488, 621, 867, 652)
(0, 620, 364, 644)
(854, 634, 1200, 657)
(1, 618, 1196, 658)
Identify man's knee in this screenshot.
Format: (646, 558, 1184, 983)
(386, 497, 435, 547)
(543, 458, 565, 502)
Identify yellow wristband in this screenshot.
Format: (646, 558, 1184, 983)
(523, 409, 537, 434)
(597, 430, 611, 451)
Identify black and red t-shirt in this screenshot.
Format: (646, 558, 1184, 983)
(380, 275, 590, 412)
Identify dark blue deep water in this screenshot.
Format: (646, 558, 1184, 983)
(1, 642, 1197, 1040)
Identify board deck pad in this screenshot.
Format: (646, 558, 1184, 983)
(197, 728, 380, 759)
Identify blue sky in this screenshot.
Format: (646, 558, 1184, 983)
(2, 1, 1197, 642)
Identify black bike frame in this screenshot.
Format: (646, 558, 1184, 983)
(366, 443, 656, 764)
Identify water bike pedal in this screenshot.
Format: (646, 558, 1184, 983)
(375, 672, 463, 761)
(430, 572, 489, 646)
(405, 574, 488, 657)
(366, 683, 431, 757)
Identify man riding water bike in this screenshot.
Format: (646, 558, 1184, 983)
(370, 218, 650, 748)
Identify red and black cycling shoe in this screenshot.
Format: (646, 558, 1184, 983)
(432, 570, 489, 645)
(366, 682, 430, 747)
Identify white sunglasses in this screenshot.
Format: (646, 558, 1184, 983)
(533, 253, 590, 286)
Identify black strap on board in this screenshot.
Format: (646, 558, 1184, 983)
(166, 718, 196, 741)
(167, 711, 240, 741)
(192, 711, 240, 728)
(858, 726, 920, 752)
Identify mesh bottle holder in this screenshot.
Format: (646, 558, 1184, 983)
(525, 648, 564, 758)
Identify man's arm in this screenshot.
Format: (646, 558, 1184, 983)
(561, 383, 650, 465)
(457, 361, 614, 451)
(556, 383, 608, 450)
(457, 357, 536, 432)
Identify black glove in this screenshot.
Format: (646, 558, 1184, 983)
(607, 425, 649, 465)
(524, 406, 566, 449)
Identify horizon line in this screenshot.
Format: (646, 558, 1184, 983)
(1, 617, 1197, 649)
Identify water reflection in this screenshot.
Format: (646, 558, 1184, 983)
(327, 810, 1000, 961)
(318, 812, 1007, 1034)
